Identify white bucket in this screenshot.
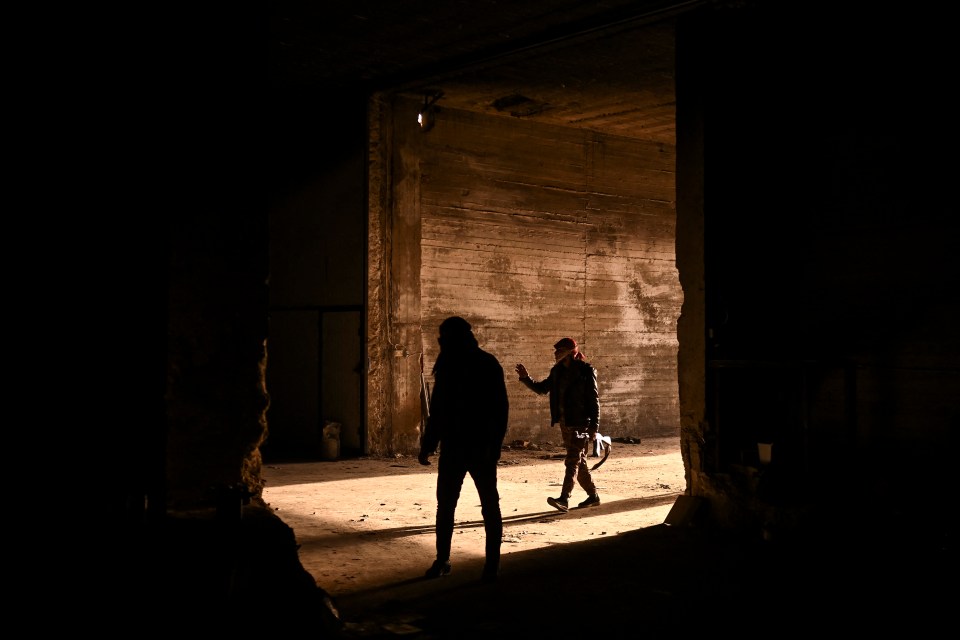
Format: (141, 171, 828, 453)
(757, 442, 773, 465)
(321, 438, 340, 461)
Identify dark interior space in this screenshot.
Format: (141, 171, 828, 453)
(91, 1, 958, 635)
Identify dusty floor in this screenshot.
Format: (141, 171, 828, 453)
(122, 436, 952, 638)
(256, 436, 953, 638)
(261, 437, 685, 601)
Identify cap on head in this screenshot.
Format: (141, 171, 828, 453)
(553, 337, 584, 362)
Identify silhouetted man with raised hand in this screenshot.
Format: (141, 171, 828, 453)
(419, 316, 509, 583)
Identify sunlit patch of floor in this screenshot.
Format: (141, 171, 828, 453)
(263, 442, 684, 597)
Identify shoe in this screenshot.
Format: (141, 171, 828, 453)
(578, 494, 601, 508)
(481, 562, 499, 583)
(547, 496, 569, 512)
(424, 559, 451, 578)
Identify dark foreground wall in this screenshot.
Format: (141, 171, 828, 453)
(677, 2, 959, 531)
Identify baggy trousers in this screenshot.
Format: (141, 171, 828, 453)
(434, 452, 502, 567)
(559, 425, 597, 498)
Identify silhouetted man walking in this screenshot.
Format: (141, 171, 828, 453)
(419, 316, 509, 582)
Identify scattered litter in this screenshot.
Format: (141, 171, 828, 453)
(504, 439, 543, 451)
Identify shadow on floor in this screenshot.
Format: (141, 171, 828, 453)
(104, 490, 952, 637)
(331, 493, 953, 638)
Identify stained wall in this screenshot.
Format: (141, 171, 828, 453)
(367, 96, 682, 453)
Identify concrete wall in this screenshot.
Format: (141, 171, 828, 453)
(367, 95, 681, 454)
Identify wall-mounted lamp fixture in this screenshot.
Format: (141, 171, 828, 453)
(418, 91, 444, 132)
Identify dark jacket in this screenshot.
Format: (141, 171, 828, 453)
(421, 345, 509, 461)
(521, 359, 599, 432)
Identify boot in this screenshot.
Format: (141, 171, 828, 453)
(578, 494, 601, 508)
(424, 559, 451, 578)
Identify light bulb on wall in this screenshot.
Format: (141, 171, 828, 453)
(418, 107, 435, 131)
(418, 91, 444, 132)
